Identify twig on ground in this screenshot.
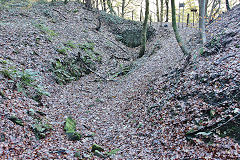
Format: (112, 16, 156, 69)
(53, 9, 67, 19)
(110, 55, 130, 61)
(214, 53, 236, 65)
(209, 113, 240, 133)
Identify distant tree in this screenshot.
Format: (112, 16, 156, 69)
(171, 0, 189, 55)
(100, 0, 106, 11)
(160, 0, 163, 26)
(140, 0, 143, 21)
(86, 0, 92, 8)
(64, 0, 68, 4)
(165, 0, 169, 22)
(199, 0, 207, 44)
(226, 0, 230, 11)
(96, 0, 99, 9)
(107, 0, 116, 15)
(139, 0, 149, 58)
(122, 0, 125, 17)
(205, 0, 208, 17)
(156, 0, 160, 22)
(209, 0, 221, 22)
(140, 5, 143, 21)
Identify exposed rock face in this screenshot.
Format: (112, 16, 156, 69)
(100, 12, 155, 48)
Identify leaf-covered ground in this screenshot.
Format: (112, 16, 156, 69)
(0, 2, 239, 159)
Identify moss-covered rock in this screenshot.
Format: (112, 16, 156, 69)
(8, 116, 24, 126)
(117, 27, 155, 48)
(32, 122, 52, 139)
(91, 144, 104, 152)
(0, 133, 5, 142)
(51, 42, 100, 85)
(66, 131, 81, 141)
(64, 117, 82, 141)
(74, 151, 81, 158)
(57, 48, 68, 55)
(51, 57, 92, 85)
(0, 89, 5, 98)
(64, 117, 76, 132)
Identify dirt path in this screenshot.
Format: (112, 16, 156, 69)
(42, 24, 196, 159)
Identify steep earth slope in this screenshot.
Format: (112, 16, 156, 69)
(0, 2, 239, 159)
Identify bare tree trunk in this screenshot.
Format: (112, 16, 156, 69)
(199, 0, 207, 44)
(132, 10, 134, 20)
(140, 6, 143, 21)
(187, 13, 189, 26)
(140, 1, 143, 21)
(156, 0, 160, 22)
(139, 0, 149, 58)
(205, 0, 208, 17)
(226, 0, 230, 11)
(165, 0, 169, 22)
(86, 0, 92, 8)
(96, 0, 99, 9)
(102, 0, 106, 11)
(171, 0, 189, 55)
(121, 0, 125, 17)
(160, 0, 163, 26)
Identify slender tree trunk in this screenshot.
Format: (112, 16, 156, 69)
(139, 0, 149, 58)
(205, 0, 208, 17)
(140, 6, 143, 21)
(140, 1, 143, 21)
(86, 0, 92, 8)
(212, 0, 221, 19)
(209, 0, 221, 22)
(102, 0, 106, 11)
(209, 0, 216, 22)
(96, 0, 99, 9)
(107, 0, 116, 15)
(160, 0, 163, 26)
(122, 0, 125, 17)
(171, 0, 189, 55)
(199, 0, 207, 44)
(156, 0, 160, 22)
(226, 0, 230, 11)
(165, 0, 169, 22)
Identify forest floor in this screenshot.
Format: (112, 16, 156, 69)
(0, 2, 239, 159)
